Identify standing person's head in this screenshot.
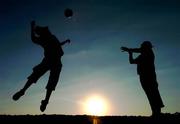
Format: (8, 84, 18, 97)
(140, 41, 153, 53)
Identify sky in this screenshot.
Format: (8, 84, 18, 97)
(0, 0, 180, 116)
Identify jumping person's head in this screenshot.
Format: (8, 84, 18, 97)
(34, 26, 51, 36)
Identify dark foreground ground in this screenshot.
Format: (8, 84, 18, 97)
(0, 113, 180, 124)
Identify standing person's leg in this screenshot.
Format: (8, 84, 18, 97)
(140, 76, 157, 116)
(13, 60, 48, 101)
(151, 86, 164, 117)
(40, 63, 62, 112)
(142, 86, 156, 116)
(142, 83, 163, 117)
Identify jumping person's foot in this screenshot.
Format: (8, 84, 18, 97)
(12, 90, 25, 101)
(40, 100, 48, 112)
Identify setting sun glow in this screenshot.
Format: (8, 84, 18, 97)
(84, 95, 109, 116)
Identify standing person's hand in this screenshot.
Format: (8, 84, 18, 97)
(121, 46, 129, 52)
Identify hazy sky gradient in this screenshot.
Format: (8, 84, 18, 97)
(0, 0, 180, 115)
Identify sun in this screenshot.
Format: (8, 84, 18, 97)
(84, 95, 109, 116)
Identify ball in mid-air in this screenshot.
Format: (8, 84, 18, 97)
(64, 8, 73, 18)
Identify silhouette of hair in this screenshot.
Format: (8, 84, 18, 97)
(141, 41, 153, 49)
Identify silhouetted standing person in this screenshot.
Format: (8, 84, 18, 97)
(121, 41, 164, 117)
(13, 21, 71, 112)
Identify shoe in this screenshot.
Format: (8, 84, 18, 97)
(151, 110, 162, 118)
(40, 100, 48, 112)
(12, 90, 25, 101)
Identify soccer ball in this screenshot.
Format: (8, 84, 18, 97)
(64, 8, 73, 18)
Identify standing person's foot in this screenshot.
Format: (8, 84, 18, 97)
(151, 112, 163, 118)
(151, 108, 162, 118)
(40, 100, 48, 112)
(12, 90, 25, 101)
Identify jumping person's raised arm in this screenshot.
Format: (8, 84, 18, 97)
(31, 21, 40, 43)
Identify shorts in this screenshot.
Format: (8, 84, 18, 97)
(27, 58, 62, 91)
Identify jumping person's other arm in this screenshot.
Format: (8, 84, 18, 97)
(60, 39, 71, 46)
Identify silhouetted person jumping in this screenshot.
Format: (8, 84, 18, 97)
(121, 41, 164, 117)
(12, 21, 71, 112)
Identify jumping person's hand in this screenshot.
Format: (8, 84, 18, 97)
(66, 39, 71, 44)
(31, 20, 36, 27)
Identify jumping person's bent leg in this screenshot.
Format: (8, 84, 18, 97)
(12, 79, 34, 101)
(40, 63, 62, 112)
(13, 60, 48, 101)
(46, 63, 62, 91)
(40, 89, 53, 112)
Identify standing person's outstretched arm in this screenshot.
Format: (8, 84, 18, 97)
(121, 47, 141, 53)
(129, 51, 135, 64)
(129, 48, 141, 53)
(121, 46, 141, 64)
(128, 51, 139, 64)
